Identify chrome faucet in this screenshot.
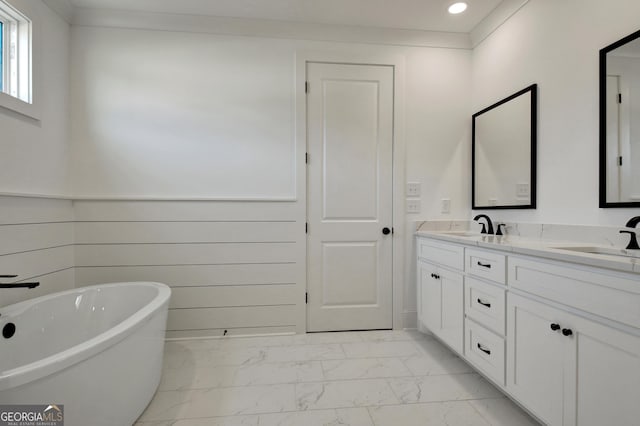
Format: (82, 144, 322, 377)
(0, 275, 40, 289)
(473, 214, 494, 235)
(620, 216, 640, 250)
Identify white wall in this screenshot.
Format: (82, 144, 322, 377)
(70, 28, 296, 199)
(471, 0, 640, 225)
(69, 22, 471, 333)
(0, 1, 71, 196)
(0, 2, 73, 307)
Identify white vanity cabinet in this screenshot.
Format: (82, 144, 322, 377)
(416, 234, 640, 426)
(507, 257, 640, 426)
(508, 291, 640, 426)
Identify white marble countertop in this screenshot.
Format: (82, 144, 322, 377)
(416, 230, 640, 274)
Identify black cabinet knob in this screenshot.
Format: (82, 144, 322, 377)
(562, 328, 573, 337)
(382, 227, 391, 235)
(550, 323, 561, 331)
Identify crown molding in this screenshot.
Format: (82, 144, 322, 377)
(46, 0, 529, 50)
(470, 0, 530, 48)
(42, 0, 74, 23)
(71, 7, 472, 49)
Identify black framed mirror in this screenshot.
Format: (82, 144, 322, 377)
(472, 84, 537, 210)
(600, 29, 640, 208)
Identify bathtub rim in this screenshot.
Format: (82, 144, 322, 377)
(0, 281, 170, 391)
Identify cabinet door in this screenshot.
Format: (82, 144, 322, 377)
(438, 267, 464, 354)
(571, 314, 640, 426)
(418, 260, 440, 333)
(417, 261, 463, 355)
(507, 293, 571, 426)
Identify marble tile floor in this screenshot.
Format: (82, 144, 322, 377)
(135, 330, 540, 426)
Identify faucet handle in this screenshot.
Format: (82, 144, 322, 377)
(479, 223, 487, 234)
(496, 224, 506, 236)
(620, 230, 640, 250)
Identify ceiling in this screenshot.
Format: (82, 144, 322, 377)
(67, 0, 504, 33)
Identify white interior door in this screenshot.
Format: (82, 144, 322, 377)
(306, 62, 394, 332)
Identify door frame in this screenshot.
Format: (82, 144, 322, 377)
(294, 51, 407, 332)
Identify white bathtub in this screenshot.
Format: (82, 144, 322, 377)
(0, 282, 171, 426)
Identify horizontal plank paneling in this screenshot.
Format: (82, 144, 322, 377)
(75, 243, 296, 266)
(0, 223, 74, 255)
(0, 265, 75, 307)
(0, 246, 74, 281)
(170, 284, 297, 309)
(0, 196, 73, 225)
(167, 305, 296, 331)
(74, 221, 298, 244)
(73, 200, 297, 222)
(69, 199, 304, 336)
(0, 197, 304, 336)
(75, 263, 296, 287)
(0, 197, 76, 307)
(166, 326, 296, 340)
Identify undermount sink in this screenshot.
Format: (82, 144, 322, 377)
(553, 246, 640, 259)
(438, 231, 480, 237)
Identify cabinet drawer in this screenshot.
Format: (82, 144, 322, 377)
(417, 238, 464, 271)
(465, 318, 505, 386)
(509, 256, 640, 329)
(465, 248, 506, 284)
(465, 277, 506, 335)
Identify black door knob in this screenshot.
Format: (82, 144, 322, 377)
(382, 227, 391, 235)
(550, 323, 561, 331)
(562, 328, 573, 337)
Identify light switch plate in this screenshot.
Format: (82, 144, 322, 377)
(441, 199, 451, 214)
(406, 182, 421, 197)
(516, 183, 529, 197)
(406, 199, 421, 214)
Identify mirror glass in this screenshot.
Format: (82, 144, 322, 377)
(472, 84, 537, 209)
(600, 29, 640, 207)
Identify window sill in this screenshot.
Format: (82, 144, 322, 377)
(0, 91, 41, 121)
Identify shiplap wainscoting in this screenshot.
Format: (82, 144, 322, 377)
(0, 196, 75, 307)
(73, 200, 306, 338)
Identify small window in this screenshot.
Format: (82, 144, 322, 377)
(0, 0, 31, 104)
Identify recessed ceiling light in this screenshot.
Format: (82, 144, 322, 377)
(448, 2, 468, 14)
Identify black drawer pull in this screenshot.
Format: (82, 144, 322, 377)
(477, 261, 492, 269)
(562, 328, 573, 337)
(477, 343, 491, 355)
(477, 298, 491, 308)
(550, 323, 561, 331)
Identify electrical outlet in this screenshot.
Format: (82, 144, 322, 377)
(406, 199, 421, 214)
(441, 199, 451, 214)
(406, 182, 421, 197)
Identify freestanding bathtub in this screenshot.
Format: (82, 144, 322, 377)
(0, 282, 171, 426)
